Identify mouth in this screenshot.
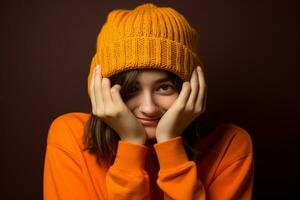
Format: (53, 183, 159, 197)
(136, 117, 160, 126)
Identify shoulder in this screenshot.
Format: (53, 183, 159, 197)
(219, 123, 252, 151)
(46, 112, 91, 151)
(203, 123, 253, 162)
(218, 123, 253, 159)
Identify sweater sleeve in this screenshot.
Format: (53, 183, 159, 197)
(106, 140, 150, 200)
(43, 117, 92, 200)
(154, 137, 206, 200)
(154, 136, 254, 200)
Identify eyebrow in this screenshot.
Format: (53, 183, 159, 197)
(136, 77, 172, 84)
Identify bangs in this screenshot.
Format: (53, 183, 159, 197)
(109, 68, 183, 101)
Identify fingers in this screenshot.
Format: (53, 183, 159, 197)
(90, 65, 98, 114)
(175, 65, 207, 114)
(92, 64, 125, 115)
(174, 81, 191, 110)
(94, 65, 104, 113)
(186, 68, 199, 107)
(111, 84, 125, 106)
(102, 77, 114, 108)
(195, 66, 207, 112)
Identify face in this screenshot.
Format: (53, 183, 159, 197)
(125, 70, 179, 142)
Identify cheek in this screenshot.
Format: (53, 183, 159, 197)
(155, 94, 178, 110)
(125, 98, 137, 111)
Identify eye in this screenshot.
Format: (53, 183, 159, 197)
(157, 84, 175, 93)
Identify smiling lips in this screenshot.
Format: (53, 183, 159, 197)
(136, 117, 160, 126)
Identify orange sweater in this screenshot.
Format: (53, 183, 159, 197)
(43, 112, 253, 200)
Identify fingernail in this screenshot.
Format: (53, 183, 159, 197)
(95, 65, 99, 72)
(197, 66, 201, 72)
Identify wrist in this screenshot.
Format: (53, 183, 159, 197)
(121, 136, 146, 145)
(156, 134, 173, 143)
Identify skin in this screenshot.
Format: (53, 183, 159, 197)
(124, 70, 180, 142)
(89, 65, 207, 145)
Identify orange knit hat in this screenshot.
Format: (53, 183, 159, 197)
(87, 3, 203, 97)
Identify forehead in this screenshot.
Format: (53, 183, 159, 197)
(135, 69, 170, 82)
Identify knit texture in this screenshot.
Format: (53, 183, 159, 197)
(87, 3, 203, 97)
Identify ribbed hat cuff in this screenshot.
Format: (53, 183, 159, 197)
(96, 36, 201, 81)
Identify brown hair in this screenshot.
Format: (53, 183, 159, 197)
(83, 69, 221, 168)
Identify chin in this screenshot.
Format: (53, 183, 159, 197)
(145, 126, 156, 141)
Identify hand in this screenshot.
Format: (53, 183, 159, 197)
(155, 66, 207, 143)
(89, 65, 147, 145)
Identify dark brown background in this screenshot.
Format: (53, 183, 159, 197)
(1, 0, 299, 199)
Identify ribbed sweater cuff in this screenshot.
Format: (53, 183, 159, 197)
(113, 140, 148, 171)
(154, 136, 189, 170)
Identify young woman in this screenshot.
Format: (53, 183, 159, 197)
(43, 3, 254, 200)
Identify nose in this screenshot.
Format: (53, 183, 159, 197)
(138, 91, 159, 115)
